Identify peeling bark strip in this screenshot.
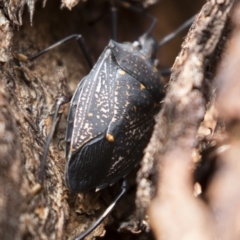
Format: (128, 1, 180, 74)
(136, 0, 234, 230)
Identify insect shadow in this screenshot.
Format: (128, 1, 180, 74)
(22, 1, 195, 239)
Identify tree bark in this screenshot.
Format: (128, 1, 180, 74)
(3, 0, 237, 240)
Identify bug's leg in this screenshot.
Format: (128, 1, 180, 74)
(27, 35, 94, 68)
(159, 15, 196, 47)
(75, 179, 127, 240)
(114, 0, 194, 45)
(39, 95, 71, 184)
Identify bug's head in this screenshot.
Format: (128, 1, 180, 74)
(132, 33, 159, 63)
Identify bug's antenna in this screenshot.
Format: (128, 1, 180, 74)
(145, 13, 157, 36)
(159, 15, 196, 47)
(39, 96, 70, 184)
(27, 35, 94, 69)
(75, 179, 127, 240)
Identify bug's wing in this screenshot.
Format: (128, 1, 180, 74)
(65, 48, 118, 192)
(97, 72, 158, 189)
(65, 133, 115, 192)
(109, 40, 165, 103)
(65, 78, 86, 158)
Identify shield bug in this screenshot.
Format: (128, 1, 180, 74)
(25, 3, 195, 239)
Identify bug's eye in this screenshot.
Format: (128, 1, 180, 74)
(132, 41, 142, 50)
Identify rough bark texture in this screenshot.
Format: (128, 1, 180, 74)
(3, 0, 239, 240)
(136, 0, 240, 240)
(136, 0, 233, 220)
